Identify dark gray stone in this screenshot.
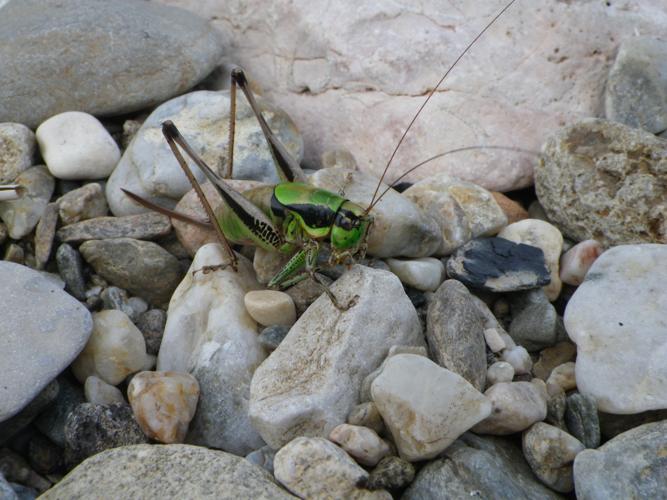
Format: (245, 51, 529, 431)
(403, 433, 562, 499)
(100, 286, 135, 319)
(245, 446, 276, 474)
(446, 238, 550, 293)
(27, 433, 63, 475)
(605, 37, 667, 134)
(573, 420, 667, 500)
(367, 456, 415, 491)
(258, 325, 290, 352)
(136, 309, 167, 356)
(426, 279, 487, 391)
(546, 390, 567, 430)
(509, 301, 566, 351)
(0, 448, 50, 494)
(0, 381, 59, 446)
(55, 244, 87, 300)
(79, 238, 184, 305)
(63, 403, 148, 467)
(34, 376, 85, 448)
(565, 393, 600, 448)
(598, 409, 667, 440)
(0, 0, 223, 127)
(56, 213, 172, 244)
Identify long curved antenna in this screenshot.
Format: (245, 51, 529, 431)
(366, 145, 538, 212)
(367, 0, 518, 209)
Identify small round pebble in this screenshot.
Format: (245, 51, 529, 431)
(483, 327, 506, 352)
(368, 456, 416, 491)
(347, 402, 385, 434)
(487, 361, 515, 386)
(500, 345, 533, 375)
(36, 111, 120, 180)
(244, 290, 296, 327)
(258, 325, 290, 351)
(135, 309, 167, 356)
(84, 376, 125, 405)
(385, 257, 445, 292)
(546, 362, 576, 396)
(559, 239, 603, 286)
(56, 182, 108, 225)
(329, 424, 392, 467)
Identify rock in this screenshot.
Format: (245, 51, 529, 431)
(0, 380, 59, 446)
(249, 266, 424, 449)
(33, 376, 85, 448)
(100, 287, 134, 319)
(27, 433, 63, 475)
(473, 380, 548, 435)
(127, 371, 199, 444)
(487, 361, 515, 386)
(244, 290, 296, 327)
(546, 362, 576, 396)
(40, 444, 293, 499)
(57, 212, 172, 244)
(106, 90, 303, 216)
(446, 237, 550, 292)
(71, 310, 148, 386)
(329, 424, 391, 467)
(0, 123, 35, 183)
(483, 327, 506, 353)
(559, 239, 603, 286)
(0, 166, 55, 239)
(386, 257, 445, 291)
(403, 174, 507, 255)
(245, 446, 277, 474)
(367, 456, 415, 491)
(536, 119, 667, 246)
(498, 219, 563, 300)
(135, 309, 167, 356)
(403, 433, 561, 499)
(36, 112, 120, 180)
(605, 37, 667, 134)
(0, 447, 51, 494)
(80, 238, 183, 305)
(157, 244, 265, 455)
(565, 393, 600, 449)
(546, 389, 567, 430)
(56, 183, 108, 225)
(347, 402, 385, 435)
(499, 345, 533, 375)
(491, 192, 529, 224)
(522, 422, 585, 493)
(509, 299, 566, 351)
(257, 325, 289, 352)
(426, 279, 487, 390)
(273, 437, 388, 499)
(359, 346, 429, 402)
(0, 0, 223, 128)
(371, 354, 491, 461)
(564, 244, 667, 413)
(0, 475, 17, 500)
(533, 341, 577, 381)
(573, 420, 667, 500)
(34, 202, 59, 269)
(0, 263, 91, 423)
(84, 376, 125, 406)
(55, 244, 87, 300)
(309, 167, 441, 258)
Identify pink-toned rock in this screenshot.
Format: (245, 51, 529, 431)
(128, 370, 200, 443)
(559, 239, 603, 286)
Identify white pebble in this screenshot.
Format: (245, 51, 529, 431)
(329, 423, 392, 466)
(559, 239, 603, 286)
(244, 290, 296, 326)
(487, 361, 515, 386)
(36, 111, 120, 180)
(84, 375, 125, 405)
(501, 345, 533, 375)
(546, 362, 577, 396)
(385, 257, 445, 292)
(484, 328, 506, 352)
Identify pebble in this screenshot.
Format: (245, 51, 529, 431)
(536, 119, 667, 246)
(446, 237, 551, 292)
(371, 354, 491, 461)
(347, 402, 385, 435)
(2, 243, 24, 264)
(55, 244, 87, 300)
(33, 202, 59, 269)
(473, 380, 548, 435)
(559, 239, 603, 286)
(36, 112, 120, 180)
(135, 309, 167, 356)
(605, 37, 667, 133)
(368, 456, 415, 491)
(0, 447, 51, 494)
(426, 279, 487, 390)
(522, 422, 585, 493)
(56, 182, 108, 225)
(498, 219, 563, 300)
(499, 345, 533, 375)
(386, 257, 445, 292)
(250, 266, 424, 449)
(402, 174, 507, 255)
(564, 244, 667, 413)
(0, 166, 55, 239)
(33, 377, 85, 448)
(257, 325, 289, 352)
(329, 424, 391, 467)
(71, 310, 148, 386)
(244, 446, 277, 474)
(309, 167, 441, 258)
(533, 341, 577, 381)
(27, 433, 63, 475)
(79, 238, 183, 305)
(403, 433, 561, 499)
(573, 420, 667, 499)
(100, 286, 132, 317)
(127, 371, 200, 444)
(546, 390, 567, 430)
(546, 362, 577, 396)
(244, 290, 297, 327)
(106, 90, 303, 216)
(509, 298, 566, 351)
(63, 402, 148, 467)
(483, 327, 506, 352)
(273, 437, 389, 499)
(84, 376, 125, 406)
(491, 192, 529, 224)
(359, 346, 428, 402)
(565, 392, 600, 449)
(57, 212, 172, 244)
(0, 123, 35, 183)
(487, 361, 515, 386)
(0, 263, 91, 423)
(157, 245, 265, 455)
(0, 0, 223, 128)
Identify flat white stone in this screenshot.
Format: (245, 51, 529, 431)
(564, 244, 667, 413)
(386, 257, 445, 291)
(36, 111, 120, 180)
(244, 290, 296, 327)
(484, 327, 506, 352)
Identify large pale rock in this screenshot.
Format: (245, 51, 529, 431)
(0, 263, 92, 423)
(249, 266, 424, 449)
(564, 244, 667, 413)
(159, 0, 665, 192)
(157, 244, 265, 455)
(106, 90, 303, 216)
(40, 444, 294, 499)
(0, 0, 223, 127)
(371, 354, 491, 461)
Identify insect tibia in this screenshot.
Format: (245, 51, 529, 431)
(161, 120, 180, 139)
(231, 67, 248, 85)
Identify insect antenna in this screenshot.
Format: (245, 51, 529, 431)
(366, 0, 519, 213)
